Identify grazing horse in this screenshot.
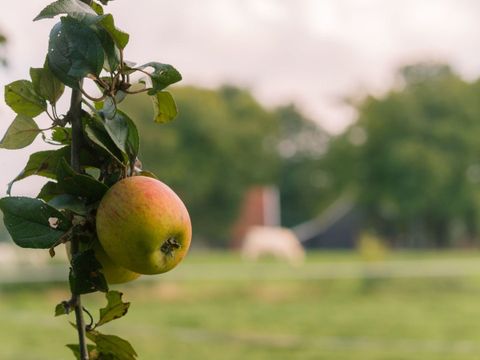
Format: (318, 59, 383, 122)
(241, 226, 305, 266)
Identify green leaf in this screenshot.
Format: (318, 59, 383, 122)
(30, 63, 65, 104)
(34, 0, 97, 21)
(95, 14, 129, 49)
(94, 27, 120, 72)
(55, 301, 71, 316)
(125, 114, 139, 164)
(70, 249, 109, 295)
(48, 17, 104, 88)
(152, 91, 178, 123)
(104, 116, 127, 153)
(86, 329, 137, 360)
(139, 62, 182, 94)
(115, 90, 127, 104)
(51, 127, 72, 144)
(100, 92, 128, 117)
(37, 182, 60, 199)
(37, 181, 63, 202)
(101, 110, 139, 165)
(0, 197, 71, 249)
(121, 61, 137, 75)
(102, 96, 117, 119)
(8, 147, 70, 195)
(66, 344, 98, 360)
(91, 2, 104, 15)
(4, 80, 47, 117)
(0, 115, 41, 149)
(48, 194, 87, 215)
(84, 117, 124, 164)
(56, 158, 108, 203)
(47, 22, 78, 88)
(96, 291, 130, 328)
(62, 17, 104, 78)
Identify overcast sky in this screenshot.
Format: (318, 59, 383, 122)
(1, 0, 480, 195)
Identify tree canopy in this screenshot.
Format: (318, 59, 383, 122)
(275, 105, 330, 227)
(324, 63, 480, 247)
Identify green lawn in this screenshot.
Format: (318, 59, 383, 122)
(2, 250, 480, 359)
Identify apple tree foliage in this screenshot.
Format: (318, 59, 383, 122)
(0, 0, 182, 358)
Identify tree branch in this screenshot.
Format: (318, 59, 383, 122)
(71, 2, 94, 358)
(69, 87, 89, 360)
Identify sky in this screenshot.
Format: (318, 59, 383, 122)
(0, 0, 480, 195)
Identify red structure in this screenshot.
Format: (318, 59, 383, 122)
(230, 186, 280, 249)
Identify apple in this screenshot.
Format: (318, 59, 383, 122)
(93, 241, 141, 284)
(96, 176, 192, 275)
(65, 242, 140, 285)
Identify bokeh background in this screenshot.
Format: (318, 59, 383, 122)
(2, 1, 480, 359)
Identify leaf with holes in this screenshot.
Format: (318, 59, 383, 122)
(0, 196, 71, 249)
(95, 291, 130, 328)
(139, 62, 182, 95)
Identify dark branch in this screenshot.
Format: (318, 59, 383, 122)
(69, 87, 89, 360)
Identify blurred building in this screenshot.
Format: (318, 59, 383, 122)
(292, 197, 361, 249)
(231, 186, 280, 249)
(232, 187, 360, 249)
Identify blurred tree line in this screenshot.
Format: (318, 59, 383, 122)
(324, 63, 480, 247)
(2, 59, 479, 248)
(117, 63, 480, 248)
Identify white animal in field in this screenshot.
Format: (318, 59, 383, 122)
(241, 226, 305, 266)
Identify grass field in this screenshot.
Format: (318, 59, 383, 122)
(3, 250, 480, 359)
